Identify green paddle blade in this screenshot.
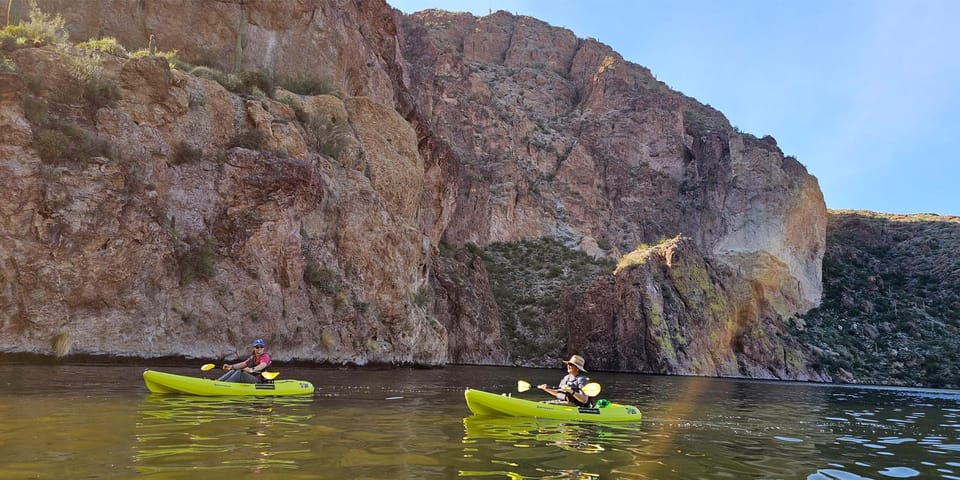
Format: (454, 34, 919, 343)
(262, 371, 279, 380)
(200, 363, 216, 371)
(517, 380, 532, 392)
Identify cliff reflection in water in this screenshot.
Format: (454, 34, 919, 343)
(1, 364, 957, 479)
(134, 395, 316, 475)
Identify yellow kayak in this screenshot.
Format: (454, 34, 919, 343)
(143, 369, 315, 396)
(464, 388, 642, 423)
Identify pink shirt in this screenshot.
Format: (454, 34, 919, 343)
(245, 353, 271, 369)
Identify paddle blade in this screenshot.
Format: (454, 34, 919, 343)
(200, 363, 216, 371)
(517, 380, 532, 393)
(262, 371, 279, 380)
(583, 382, 601, 397)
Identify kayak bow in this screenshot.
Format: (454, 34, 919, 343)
(143, 369, 314, 396)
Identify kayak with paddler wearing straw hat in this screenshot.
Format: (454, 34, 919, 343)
(538, 354, 591, 407)
(463, 353, 642, 422)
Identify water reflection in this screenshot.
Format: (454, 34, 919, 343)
(463, 415, 645, 452)
(805, 389, 960, 479)
(134, 395, 316, 475)
(0, 363, 958, 479)
(460, 415, 645, 478)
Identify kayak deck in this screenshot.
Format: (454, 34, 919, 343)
(143, 369, 314, 396)
(464, 388, 642, 423)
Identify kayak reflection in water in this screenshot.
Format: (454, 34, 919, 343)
(218, 338, 272, 383)
(538, 354, 592, 407)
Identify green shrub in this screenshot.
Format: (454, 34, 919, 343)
(63, 49, 121, 108)
(170, 141, 203, 165)
(188, 64, 241, 91)
(334, 293, 348, 311)
(76, 37, 128, 57)
(176, 240, 217, 286)
(278, 96, 309, 124)
(129, 47, 180, 70)
(187, 66, 280, 97)
(437, 240, 456, 257)
(35, 128, 71, 162)
(278, 75, 338, 97)
(74, 131, 111, 159)
(34, 121, 113, 165)
(22, 95, 48, 125)
(304, 262, 338, 294)
(305, 112, 350, 159)
(237, 69, 275, 97)
(81, 74, 120, 108)
(52, 332, 72, 357)
(412, 286, 430, 307)
(188, 65, 223, 81)
(16, 5, 68, 47)
(0, 25, 28, 50)
(228, 129, 266, 150)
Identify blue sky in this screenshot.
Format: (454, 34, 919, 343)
(389, 1, 960, 216)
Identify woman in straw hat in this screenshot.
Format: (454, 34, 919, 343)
(538, 354, 591, 406)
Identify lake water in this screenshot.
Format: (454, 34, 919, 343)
(0, 363, 958, 479)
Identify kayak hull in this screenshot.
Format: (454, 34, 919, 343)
(464, 388, 642, 423)
(143, 369, 314, 396)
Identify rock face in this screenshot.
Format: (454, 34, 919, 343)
(398, 10, 825, 311)
(397, 10, 826, 377)
(565, 237, 824, 380)
(30, 0, 400, 105)
(795, 211, 960, 387)
(1, 1, 827, 380)
(1, 45, 444, 364)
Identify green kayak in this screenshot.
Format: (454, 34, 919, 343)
(464, 388, 642, 423)
(143, 369, 314, 396)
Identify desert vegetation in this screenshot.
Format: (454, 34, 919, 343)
(476, 237, 615, 361)
(794, 211, 960, 388)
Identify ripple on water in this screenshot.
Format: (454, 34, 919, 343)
(808, 468, 873, 479)
(877, 466, 920, 478)
(878, 437, 916, 445)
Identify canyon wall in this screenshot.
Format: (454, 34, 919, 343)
(0, 1, 827, 380)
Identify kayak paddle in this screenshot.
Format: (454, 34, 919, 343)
(201, 363, 278, 380)
(517, 379, 602, 397)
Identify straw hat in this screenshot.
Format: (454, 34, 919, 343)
(563, 355, 587, 372)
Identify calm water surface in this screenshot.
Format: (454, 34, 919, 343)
(0, 363, 958, 479)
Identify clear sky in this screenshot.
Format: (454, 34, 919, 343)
(389, 1, 960, 216)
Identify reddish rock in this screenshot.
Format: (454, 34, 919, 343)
(1, 2, 828, 380)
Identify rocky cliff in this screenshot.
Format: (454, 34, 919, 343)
(1, 1, 827, 380)
(794, 211, 960, 388)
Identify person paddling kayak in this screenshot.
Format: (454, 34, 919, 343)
(538, 354, 591, 407)
(218, 338, 271, 383)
